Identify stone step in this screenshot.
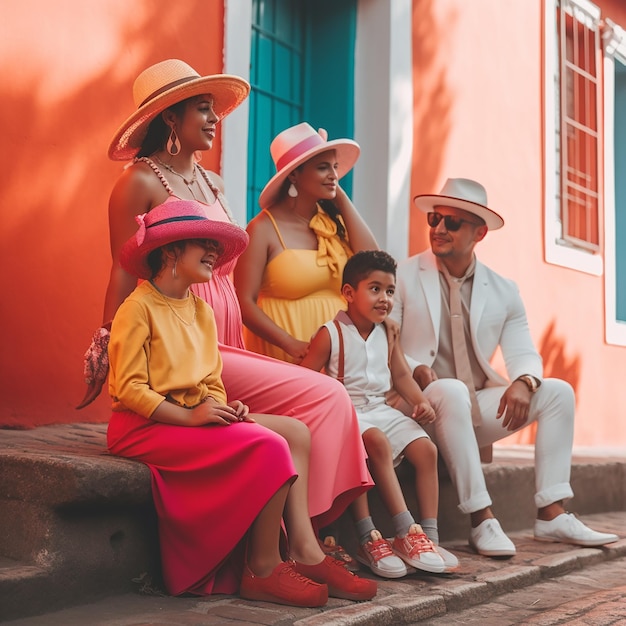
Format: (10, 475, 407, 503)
(3, 514, 626, 626)
(0, 423, 624, 622)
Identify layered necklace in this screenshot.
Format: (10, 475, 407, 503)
(154, 156, 208, 203)
(149, 281, 198, 326)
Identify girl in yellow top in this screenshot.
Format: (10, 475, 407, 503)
(107, 198, 376, 606)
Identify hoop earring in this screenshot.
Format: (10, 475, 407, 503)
(167, 128, 181, 156)
(288, 183, 298, 198)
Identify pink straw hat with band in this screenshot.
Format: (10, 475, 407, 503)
(108, 59, 250, 161)
(258, 122, 360, 209)
(414, 178, 504, 230)
(120, 198, 249, 279)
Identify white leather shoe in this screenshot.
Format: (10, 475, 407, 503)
(534, 513, 619, 547)
(468, 519, 516, 557)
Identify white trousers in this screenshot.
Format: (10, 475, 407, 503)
(395, 378, 575, 514)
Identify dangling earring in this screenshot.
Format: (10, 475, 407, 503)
(288, 183, 298, 198)
(172, 260, 178, 279)
(167, 128, 181, 156)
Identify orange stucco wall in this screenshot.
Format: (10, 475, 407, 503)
(1, 0, 225, 427)
(411, 0, 626, 449)
(3, 0, 626, 450)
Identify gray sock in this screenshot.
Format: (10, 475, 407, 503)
(392, 510, 415, 538)
(355, 516, 377, 545)
(421, 518, 439, 545)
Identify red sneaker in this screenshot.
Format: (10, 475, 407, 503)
(240, 562, 328, 607)
(293, 556, 377, 601)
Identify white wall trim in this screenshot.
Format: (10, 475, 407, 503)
(543, 0, 603, 276)
(222, 0, 252, 226)
(603, 28, 626, 345)
(353, 0, 412, 261)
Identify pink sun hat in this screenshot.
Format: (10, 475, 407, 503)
(258, 122, 360, 209)
(120, 198, 249, 279)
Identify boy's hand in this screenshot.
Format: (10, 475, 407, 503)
(411, 401, 436, 425)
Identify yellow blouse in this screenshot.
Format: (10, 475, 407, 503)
(108, 281, 227, 418)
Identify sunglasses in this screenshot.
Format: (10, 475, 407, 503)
(427, 212, 482, 232)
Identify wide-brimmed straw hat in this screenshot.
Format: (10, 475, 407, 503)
(120, 198, 249, 279)
(413, 178, 504, 230)
(108, 59, 250, 161)
(258, 122, 360, 209)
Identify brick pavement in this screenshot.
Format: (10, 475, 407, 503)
(3, 512, 625, 626)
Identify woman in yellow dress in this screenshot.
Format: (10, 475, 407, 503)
(235, 122, 378, 364)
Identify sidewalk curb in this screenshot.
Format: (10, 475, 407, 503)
(294, 541, 626, 626)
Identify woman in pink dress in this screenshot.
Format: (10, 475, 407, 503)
(77, 59, 373, 577)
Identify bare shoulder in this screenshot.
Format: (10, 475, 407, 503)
(245, 209, 273, 237)
(109, 161, 169, 219)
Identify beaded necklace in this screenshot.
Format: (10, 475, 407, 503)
(135, 156, 238, 225)
(149, 281, 198, 326)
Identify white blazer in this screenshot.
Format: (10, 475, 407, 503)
(389, 250, 543, 387)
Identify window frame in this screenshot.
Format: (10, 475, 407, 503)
(543, 0, 603, 275)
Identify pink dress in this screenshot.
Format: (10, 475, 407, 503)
(108, 161, 372, 596)
(183, 171, 371, 529)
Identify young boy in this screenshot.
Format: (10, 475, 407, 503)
(301, 250, 458, 576)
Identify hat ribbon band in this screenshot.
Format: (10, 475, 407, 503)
(147, 215, 207, 229)
(138, 76, 200, 108)
(275, 135, 325, 171)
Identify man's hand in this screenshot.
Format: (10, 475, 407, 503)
(496, 380, 532, 431)
(413, 364, 438, 390)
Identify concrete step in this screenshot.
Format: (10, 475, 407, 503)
(0, 423, 624, 622)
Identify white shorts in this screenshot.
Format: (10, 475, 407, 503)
(356, 403, 429, 467)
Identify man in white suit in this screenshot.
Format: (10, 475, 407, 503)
(389, 178, 618, 557)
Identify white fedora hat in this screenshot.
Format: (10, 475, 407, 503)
(414, 178, 504, 230)
(258, 122, 360, 209)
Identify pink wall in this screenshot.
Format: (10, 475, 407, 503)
(411, 0, 626, 449)
(0, 0, 225, 427)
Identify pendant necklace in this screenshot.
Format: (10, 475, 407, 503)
(149, 280, 198, 326)
(154, 156, 207, 202)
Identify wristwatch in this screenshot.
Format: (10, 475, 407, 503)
(516, 375, 539, 393)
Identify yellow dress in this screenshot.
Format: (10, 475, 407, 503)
(243, 207, 352, 363)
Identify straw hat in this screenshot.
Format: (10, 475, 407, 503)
(108, 59, 250, 161)
(258, 122, 360, 209)
(120, 198, 249, 279)
(414, 178, 504, 230)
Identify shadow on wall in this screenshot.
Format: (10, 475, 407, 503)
(0, 0, 223, 427)
(409, 0, 455, 254)
(502, 320, 581, 445)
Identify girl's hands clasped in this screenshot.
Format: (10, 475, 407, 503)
(190, 397, 254, 426)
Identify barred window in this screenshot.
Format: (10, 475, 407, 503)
(556, 0, 601, 251)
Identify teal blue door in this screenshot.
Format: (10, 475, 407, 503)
(247, 0, 357, 220)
